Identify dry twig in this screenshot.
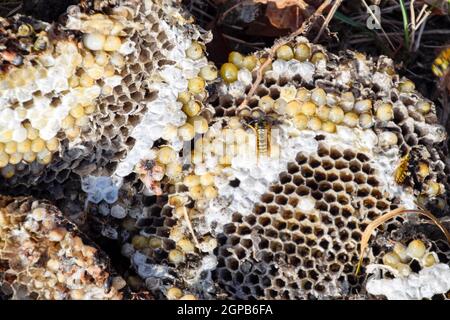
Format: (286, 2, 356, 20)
(361, 0, 396, 50)
(313, 0, 343, 43)
(181, 206, 200, 248)
(236, 0, 332, 112)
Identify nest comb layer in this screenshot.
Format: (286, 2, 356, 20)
(211, 38, 448, 204)
(0, 0, 208, 199)
(201, 38, 450, 299)
(213, 141, 450, 299)
(0, 195, 126, 300)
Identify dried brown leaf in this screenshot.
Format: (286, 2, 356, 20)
(265, 3, 304, 31)
(254, 0, 309, 9)
(356, 207, 450, 275)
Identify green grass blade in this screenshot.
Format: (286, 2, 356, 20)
(334, 11, 367, 29)
(399, 0, 410, 49)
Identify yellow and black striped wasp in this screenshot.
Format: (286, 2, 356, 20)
(432, 47, 450, 78)
(394, 146, 430, 191)
(432, 47, 450, 93)
(239, 109, 281, 162)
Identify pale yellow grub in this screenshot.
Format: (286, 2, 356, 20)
(23, 151, 36, 163)
(316, 105, 330, 121)
(294, 43, 311, 61)
(204, 185, 218, 199)
(186, 41, 204, 60)
(184, 174, 200, 187)
(165, 162, 182, 178)
(104, 64, 116, 77)
(177, 238, 195, 254)
(95, 51, 110, 66)
(1, 165, 15, 178)
(417, 101, 431, 114)
(46, 138, 59, 152)
(257, 96, 274, 113)
(399, 80, 415, 93)
(157, 146, 177, 165)
(307, 117, 322, 131)
(178, 123, 195, 141)
(188, 77, 206, 94)
(406, 240, 426, 259)
(86, 65, 105, 80)
(183, 100, 201, 117)
(276, 45, 294, 61)
(24, 123, 39, 140)
(103, 35, 122, 52)
(84, 104, 96, 114)
(162, 124, 178, 141)
(0, 153, 9, 168)
(311, 88, 327, 106)
(280, 86, 297, 102)
(168, 249, 185, 264)
(296, 88, 310, 102)
(189, 185, 203, 200)
(4, 141, 17, 155)
(8, 153, 23, 165)
(66, 127, 81, 140)
(286, 101, 301, 117)
(321, 121, 336, 133)
(300, 101, 317, 117)
(199, 64, 218, 81)
(376, 103, 394, 121)
(82, 51, 96, 68)
(343, 112, 359, 127)
(166, 287, 183, 300)
(37, 150, 52, 165)
(382, 251, 401, 268)
(200, 172, 215, 186)
(80, 73, 95, 87)
(61, 116, 76, 130)
(359, 113, 373, 128)
(189, 116, 209, 134)
(294, 114, 308, 130)
(328, 106, 344, 124)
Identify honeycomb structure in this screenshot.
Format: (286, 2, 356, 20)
(0, 196, 125, 300)
(210, 40, 447, 199)
(0, 0, 212, 201)
(213, 142, 398, 299)
(365, 237, 450, 300)
(203, 38, 450, 299)
(0, 2, 449, 301)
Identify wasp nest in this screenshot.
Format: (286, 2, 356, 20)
(104, 37, 450, 300)
(201, 38, 449, 299)
(0, 0, 214, 199)
(0, 196, 125, 300)
(366, 238, 450, 299)
(0, 1, 449, 301)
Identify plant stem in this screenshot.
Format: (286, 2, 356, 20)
(399, 0, 410, 49)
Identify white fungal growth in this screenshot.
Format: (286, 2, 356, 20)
(81, 175, 121, 204)
(114, 15, 208, 177)
(366, 263, 450, 300)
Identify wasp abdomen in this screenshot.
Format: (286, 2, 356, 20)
(256, 125, 270, 157)
(394, 153, 410, 184)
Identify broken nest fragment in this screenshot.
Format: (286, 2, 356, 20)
(0, 196, 125, 300)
